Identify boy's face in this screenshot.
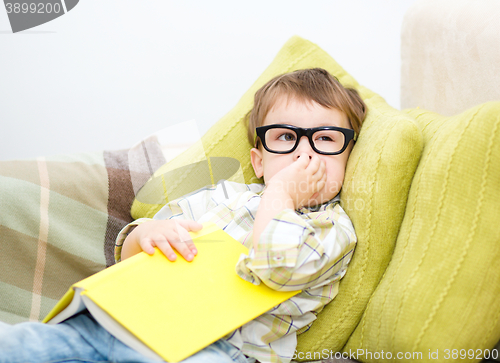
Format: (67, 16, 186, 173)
(250, 96, 353, 207)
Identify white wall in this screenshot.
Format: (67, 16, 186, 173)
(0, 0, 417, 161)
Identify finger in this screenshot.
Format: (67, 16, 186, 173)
(320, 162, 327, 180)
(139, 238, 156, 255)
(306, 154, 321, 174)
(177, 224, 198, 257)
(316, 173, 327, 192)
(296, 153, 310, 168)
(175, 220, 202, 255)
(315, 159, 327, 179)
(165, 229, 195, 262)
(315, 159, 326, 179)
(150, 234, 178, 261)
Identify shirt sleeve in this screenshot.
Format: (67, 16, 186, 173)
(235, 201, 357, 292)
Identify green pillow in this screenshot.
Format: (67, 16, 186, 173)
(131, 35, 423, 355)
(345, 103, 500, 362)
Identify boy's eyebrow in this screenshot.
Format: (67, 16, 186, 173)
(266, 120, 346, 128)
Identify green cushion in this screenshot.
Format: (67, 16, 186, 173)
(345, 103, 500, 361)
(130, 35, 423, 355)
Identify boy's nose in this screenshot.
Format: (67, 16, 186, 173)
(294, 136, 314, 159)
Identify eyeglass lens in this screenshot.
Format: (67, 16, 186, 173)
(264, 127, 346, 153)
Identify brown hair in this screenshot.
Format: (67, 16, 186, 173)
(246, 68, 367, 145)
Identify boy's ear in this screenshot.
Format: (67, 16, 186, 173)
(250, 147, 264, 179)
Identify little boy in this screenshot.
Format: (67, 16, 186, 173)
(0, 68, 366, 363)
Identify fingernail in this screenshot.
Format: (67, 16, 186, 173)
(187, 254, 194, 261)
(169, 254, 177, 261)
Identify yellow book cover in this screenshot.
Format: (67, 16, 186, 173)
(43, 223, 300, 362)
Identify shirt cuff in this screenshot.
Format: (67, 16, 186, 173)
(235, 209, 310, 290)
(114, 218, 152, 263)
(251, 247, 299, 269)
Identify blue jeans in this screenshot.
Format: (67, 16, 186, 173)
(0, 311, 254, 363)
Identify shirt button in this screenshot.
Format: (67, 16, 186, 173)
(273, 255, 283, 261)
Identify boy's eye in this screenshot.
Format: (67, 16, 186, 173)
(277, 132, 296, 142)
(315, 133, 336, 142)
(316, 135, 334, 142)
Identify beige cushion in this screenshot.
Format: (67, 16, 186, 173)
(401, 0, 500, 115)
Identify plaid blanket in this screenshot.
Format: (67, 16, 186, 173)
(0, 144, 165, 324)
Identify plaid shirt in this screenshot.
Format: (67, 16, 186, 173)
(115, 181, 356, 363)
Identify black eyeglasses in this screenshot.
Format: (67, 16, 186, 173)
(255, 124, 357, 155)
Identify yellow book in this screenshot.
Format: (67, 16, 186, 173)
(43, 223, 299, 362)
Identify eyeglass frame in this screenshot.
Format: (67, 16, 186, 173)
(255, 124, 357, 156)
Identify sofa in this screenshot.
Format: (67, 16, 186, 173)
(1, 0, 499, 362)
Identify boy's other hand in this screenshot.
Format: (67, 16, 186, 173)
(252, 153, 326, 249)
(267, 153, 327, 209)
(123, 220, 203, 262)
